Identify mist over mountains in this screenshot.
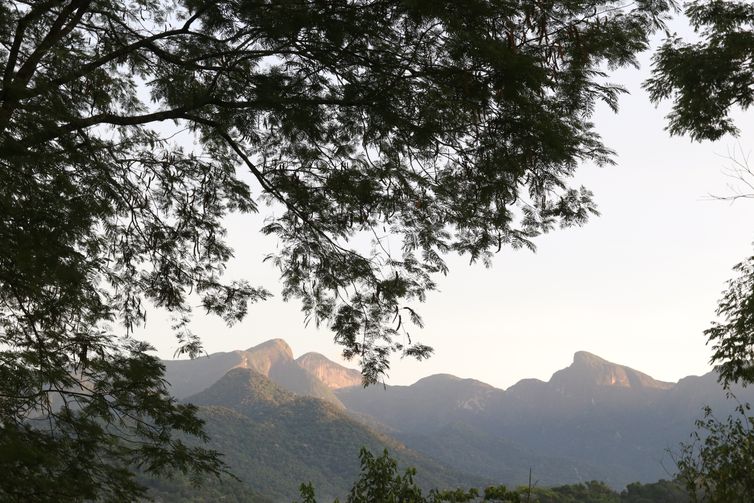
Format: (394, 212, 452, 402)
(157, 339, 751, 501)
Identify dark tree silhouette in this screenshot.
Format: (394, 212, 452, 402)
(0, 0, 672, 499)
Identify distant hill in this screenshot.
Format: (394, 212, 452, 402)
(149, 367, 485, 501)
(397, 421, 615, 487)
(549, 351, 674, 393)
(160, 339, 754, 495)
(336, 351, 754, 488)
(333, 373, 503, 434)
(163, 339, 347, 407)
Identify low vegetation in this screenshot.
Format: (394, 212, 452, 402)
(297, 448, 689, 503)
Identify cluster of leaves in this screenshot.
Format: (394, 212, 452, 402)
(647, 0, 754, 141)
(676, 404, 754, 503)
(1, 0, 675, 499)
(297, 447, 689, 503)
(704, 254, 754, 387)
(621, 480, 690, 503)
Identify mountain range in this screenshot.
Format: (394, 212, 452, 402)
(154, 339, 751, 501)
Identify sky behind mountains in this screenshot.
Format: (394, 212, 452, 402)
(138, 23, 754, 390)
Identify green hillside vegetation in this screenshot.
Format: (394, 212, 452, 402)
(398, 421, 612, 486)
(141, 362, 693, 503)
(336, 353, 754, 487)
(299, 448, 690, 503)
(144, 474, 272, 503)
(156, 341, 754, 499)
(145, 368, 485, 501)
(163, 340, 345, 407)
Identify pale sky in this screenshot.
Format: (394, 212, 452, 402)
(140, 27, 754, 391)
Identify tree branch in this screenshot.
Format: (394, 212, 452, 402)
(0, 0, 92, 134)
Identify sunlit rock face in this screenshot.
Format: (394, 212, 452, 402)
(242, 338, 295, 377)
(163, 338, 346, 407)
(296, 352, 362, 389)
(549, 351, 674, 393)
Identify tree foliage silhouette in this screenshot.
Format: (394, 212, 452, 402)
(676, 404, 754, 503)
(647, 1, 754, 141)
(0, 0, 672, 499)
(297, 447, 523, 503)
(298, 448, 688, 502)
(648, 2, 754, 501)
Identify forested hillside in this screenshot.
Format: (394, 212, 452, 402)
(155, 340, 753, 499)
(149, 367, 485, 500)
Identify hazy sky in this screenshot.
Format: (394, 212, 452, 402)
(141, 27, 754, 391)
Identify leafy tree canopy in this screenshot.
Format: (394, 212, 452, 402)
(704, 253, 754, 388)
(676, 404, 754, 503)
(621, 479, 689, 503)
(647, 0, 754, 141)
(1, 0, 673, 499)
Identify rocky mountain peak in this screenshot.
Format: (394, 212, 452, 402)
(246, 338, 293, 359)
(572, 351, 609, 366)
(550, 351, 674, 391)
(296, 352, 362, 389)
(243, 339, 294, 376)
